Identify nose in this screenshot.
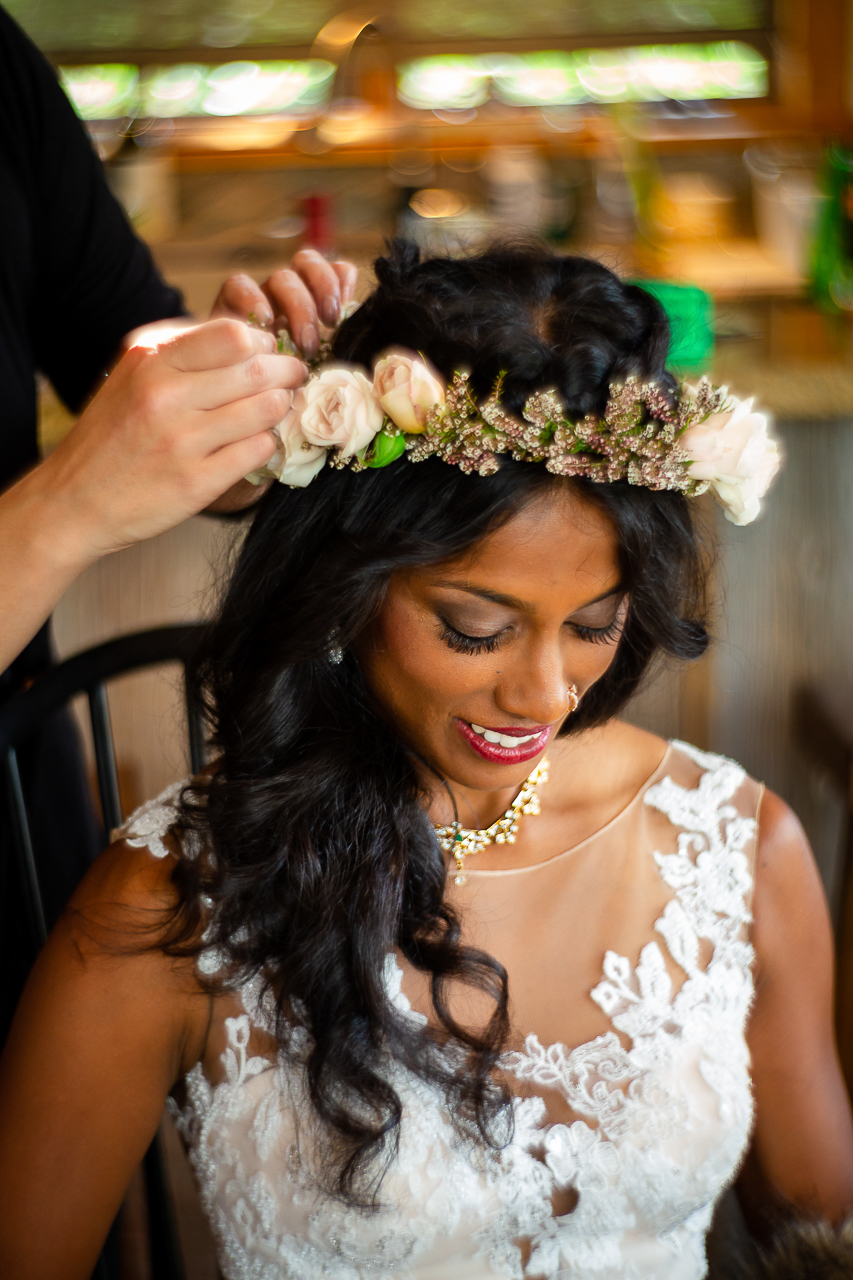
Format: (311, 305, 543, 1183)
(493, 636, 571, 727)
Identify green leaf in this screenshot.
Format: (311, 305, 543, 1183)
(366, 430, 407, 468)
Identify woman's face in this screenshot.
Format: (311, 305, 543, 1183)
(358, 485, 626, 802)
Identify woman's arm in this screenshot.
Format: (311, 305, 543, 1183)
(742, 788, 853, 1227)
(0, 318, 293, 675)
(0, 841, 209, 1280)
(0, 251, 358, 674)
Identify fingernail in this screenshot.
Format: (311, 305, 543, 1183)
(260, 331, 276, 352)
(322, 295, 340, 326)
(299, 323, 318, 356)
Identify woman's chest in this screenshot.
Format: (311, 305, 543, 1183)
(177, 974, 753, 1280)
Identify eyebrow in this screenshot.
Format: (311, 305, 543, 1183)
(431, 579, 624, 613)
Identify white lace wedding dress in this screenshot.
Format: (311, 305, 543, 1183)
(121, 740, 762, 1280)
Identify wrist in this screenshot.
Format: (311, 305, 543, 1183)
(4, 463, 105, 579)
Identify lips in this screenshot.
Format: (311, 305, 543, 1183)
(455, 718, 551, 764)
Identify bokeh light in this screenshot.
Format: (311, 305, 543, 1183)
(60, 59, 335, 120)
(59, 65, 139, 119)
(399, 42, 767, 110)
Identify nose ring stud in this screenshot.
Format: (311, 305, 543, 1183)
(566, 683, 580, 715)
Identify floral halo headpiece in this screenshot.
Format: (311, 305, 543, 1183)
(248, 331, 780, 527)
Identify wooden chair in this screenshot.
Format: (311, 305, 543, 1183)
(0, 624, 205, 1280)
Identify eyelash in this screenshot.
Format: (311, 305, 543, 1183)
(438, 614, 623, 655)
(438, 619, 506, 656)
(572, 617, 624, 646)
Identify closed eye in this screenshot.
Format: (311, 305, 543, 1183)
(437, 617, 507, 656)
(570, 617, 623, 645)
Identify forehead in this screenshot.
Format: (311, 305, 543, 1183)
(414, 487, 620, 606)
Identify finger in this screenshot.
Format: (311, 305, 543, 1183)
(199, 431, 280, 500)
(186, 353, 305, 413)
(291, 248, 342, 327)
(161, 318, 275, 372)
(262, 268, 320, 359)
(209, 273, 274, 327)
(203, 477, 269, 514)
(331, 261, 358, 308)
(123, 318, 197, 353)
(199, 387, 293, 451)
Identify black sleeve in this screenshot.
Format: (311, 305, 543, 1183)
(0, 6, 186, 412)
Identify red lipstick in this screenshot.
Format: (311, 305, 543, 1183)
(455, 718, 551, 764)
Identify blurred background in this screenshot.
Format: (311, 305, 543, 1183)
(19, 0, 853, 903)
(10, 1, 853, 1273)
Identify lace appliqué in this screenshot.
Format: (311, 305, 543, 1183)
(165, 743, 757, 1280)
(117, 780, 186, 860)
(172, 965, 552, 1280)
(501, 741, 756, 1278)
(117, 781, 224, 973)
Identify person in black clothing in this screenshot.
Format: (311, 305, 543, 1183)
(0, 2, 356, 1035)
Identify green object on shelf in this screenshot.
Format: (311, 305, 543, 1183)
(629, 279, 715, 374)
(811, 145, 853, 315)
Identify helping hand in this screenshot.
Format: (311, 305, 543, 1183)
(209, 248, 358, 359)
(33, 319, 305, 559)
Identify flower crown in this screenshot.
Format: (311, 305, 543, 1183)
(249, 343, 780, 527)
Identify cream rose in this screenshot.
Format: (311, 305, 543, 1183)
(373, 349, 445, 435)
(680, 392, 781, 526)
(267, 391, 328, 488)
(300, 366, 383, 459)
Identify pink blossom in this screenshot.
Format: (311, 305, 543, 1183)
(300, 367, 384, 458)
(373, 349, 445, 435)
(262, 394, 328, 487)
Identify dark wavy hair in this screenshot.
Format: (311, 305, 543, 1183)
(170, 240, 709, 1206)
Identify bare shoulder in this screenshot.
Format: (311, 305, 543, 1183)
(12, 831, 213, 1078)
(0, 836, 211, 1280)
(751, 787, 832, 978)
(68, 833, 185, 956)
(754, 788, 824, 911)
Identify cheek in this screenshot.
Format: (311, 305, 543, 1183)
(379, 606, 473, 706)
(362, 604, 469, 734)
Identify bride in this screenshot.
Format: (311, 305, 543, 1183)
(1, 241, 851, 1280)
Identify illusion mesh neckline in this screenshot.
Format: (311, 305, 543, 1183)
(461, 741, 673, 877)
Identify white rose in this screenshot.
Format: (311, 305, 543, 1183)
(373, 349, 445, 434)
(680, 393, 781, 526)
(300, 366, 383, 459)
(267, 390, 328, 488)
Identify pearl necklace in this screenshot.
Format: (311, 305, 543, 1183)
(434, 758, 549, 886)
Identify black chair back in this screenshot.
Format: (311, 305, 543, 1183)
(0, 624, 206, 1280)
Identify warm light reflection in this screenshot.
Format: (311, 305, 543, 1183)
(409, 188, 470, 218)
(313, 8, 380, 52)
(316, 99, 380, 145)
(181, 120, 298, 150)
